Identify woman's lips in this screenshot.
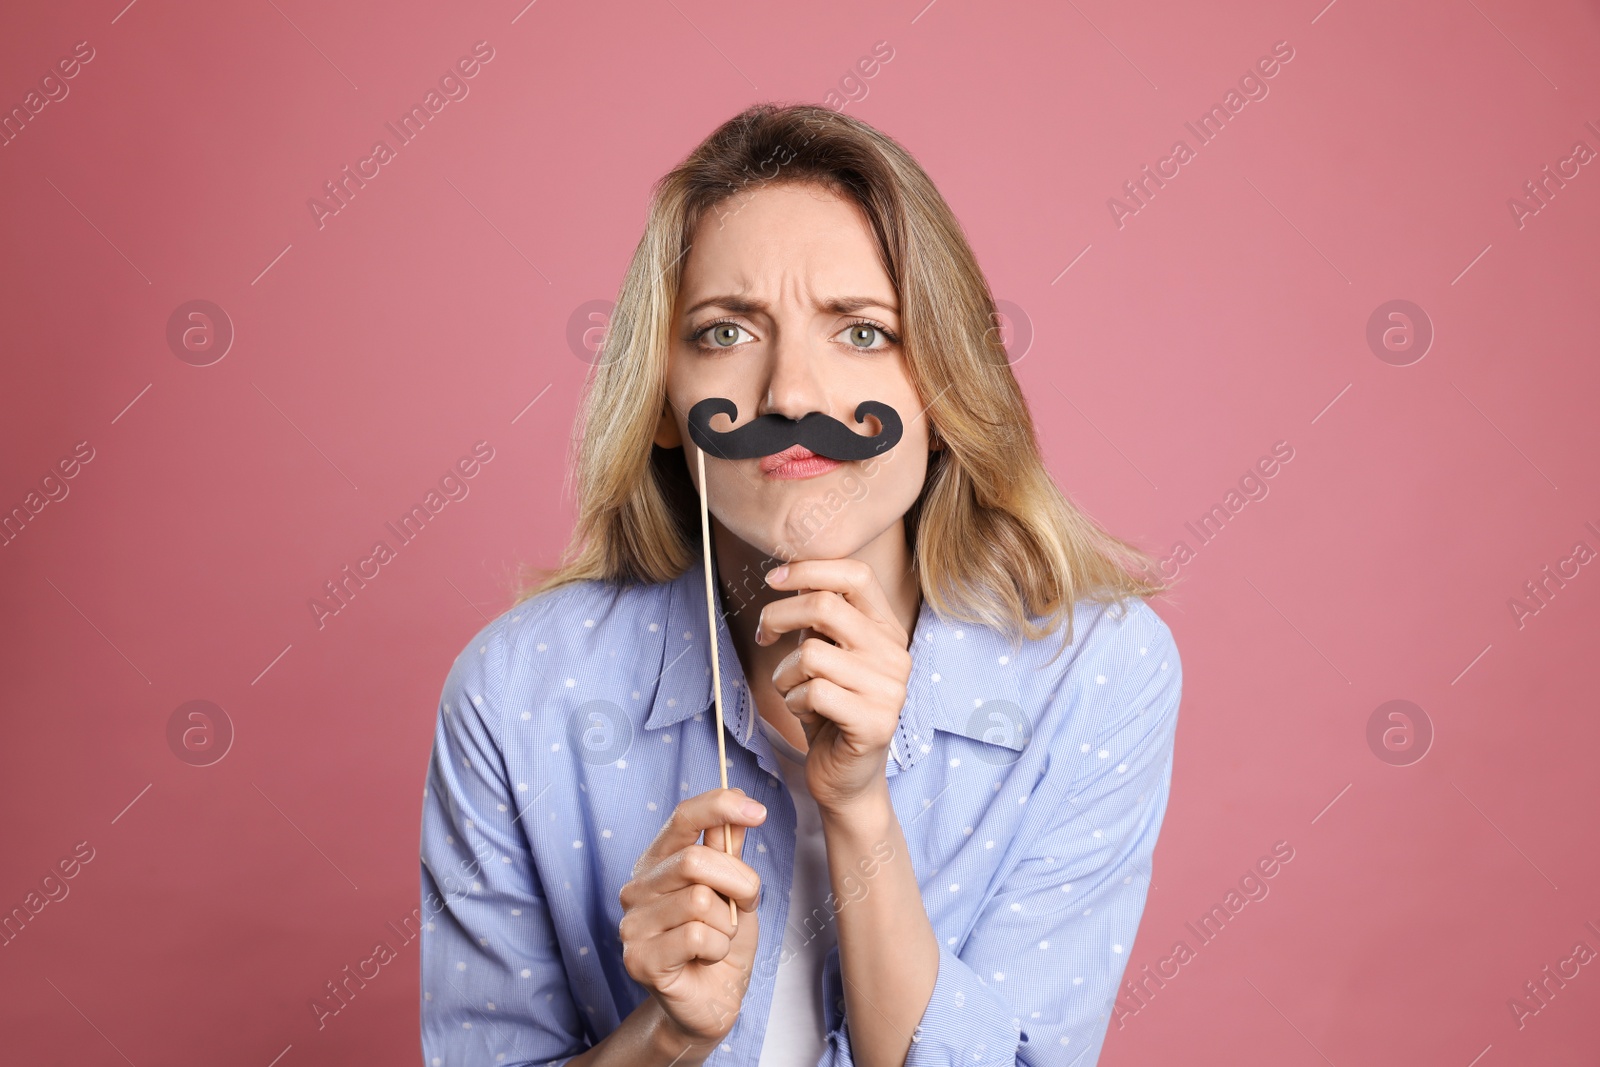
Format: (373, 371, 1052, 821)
(761, 445, 842, 480)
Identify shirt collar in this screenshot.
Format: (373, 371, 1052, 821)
(643, 553, 1028, 772)
(644, 550, 753, 740)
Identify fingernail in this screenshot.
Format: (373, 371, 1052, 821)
(766, 565, 787, 584)
(742, 799, 767, 818)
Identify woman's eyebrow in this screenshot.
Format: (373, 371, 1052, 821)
(680, 295, 900, 319)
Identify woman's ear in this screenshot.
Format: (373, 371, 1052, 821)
(653, 401, 683, 448)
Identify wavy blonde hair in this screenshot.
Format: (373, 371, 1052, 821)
(513, 102, 1170, 659)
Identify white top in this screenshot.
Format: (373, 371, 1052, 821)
(755, 713, 838, 1066)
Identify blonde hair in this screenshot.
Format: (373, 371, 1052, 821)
(513, 103, 1171, 659)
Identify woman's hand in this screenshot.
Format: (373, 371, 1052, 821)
(618, 787, 765, 1047)
(756, 558, 913, 811)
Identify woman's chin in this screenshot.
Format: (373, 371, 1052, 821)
(771, 530, 869, 564)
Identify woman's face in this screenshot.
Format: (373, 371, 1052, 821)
(654, 181, 934, 563)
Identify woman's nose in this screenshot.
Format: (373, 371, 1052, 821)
(757, 320, 828, 421)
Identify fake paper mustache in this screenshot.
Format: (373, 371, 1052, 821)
(686, 397, 903, 462)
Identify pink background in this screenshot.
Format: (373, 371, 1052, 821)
(3, 0, 1598, 1063)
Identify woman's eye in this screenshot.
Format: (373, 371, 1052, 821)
(837, 323, 895, 350)
(699, 322, 753, 349)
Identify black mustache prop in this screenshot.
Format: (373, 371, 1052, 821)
(685, 397, 903, 462)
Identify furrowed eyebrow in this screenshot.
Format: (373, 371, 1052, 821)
(680, 295, 900, 319)
(822, 296, 899, 317)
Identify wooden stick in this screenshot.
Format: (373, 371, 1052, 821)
(696, 446, 740, 928)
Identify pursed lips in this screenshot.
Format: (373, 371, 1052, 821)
(760, 445, 842, 478)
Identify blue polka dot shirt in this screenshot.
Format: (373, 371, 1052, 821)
(419, 551, 1182, 1066)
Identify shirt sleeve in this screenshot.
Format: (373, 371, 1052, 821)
(420, 617, 588, 1067)
(821, 605, 1183, 1067)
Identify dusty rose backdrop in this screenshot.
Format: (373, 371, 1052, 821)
(2, 0, 1598, 1063)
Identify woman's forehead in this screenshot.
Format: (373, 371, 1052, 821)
(676, 256, 899, 321)
(680, 186, 892, 300)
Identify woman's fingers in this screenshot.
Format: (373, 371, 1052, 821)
(700, 815, 748, 858)
(623, 880, 741, 945)
(762, 558, 906, 644)
(649, 843, 762, 912)
(770, 636, 900, 706)
(624, 874, 766, 990)
(622, 840, 762, 922)
(635, 920, 736, 986)
(758, 589, 883, 650)
(633, 786, 766, 879)
(618, 793, 767, 1044)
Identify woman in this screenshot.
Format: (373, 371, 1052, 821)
(420, 103, 1182, 1067)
